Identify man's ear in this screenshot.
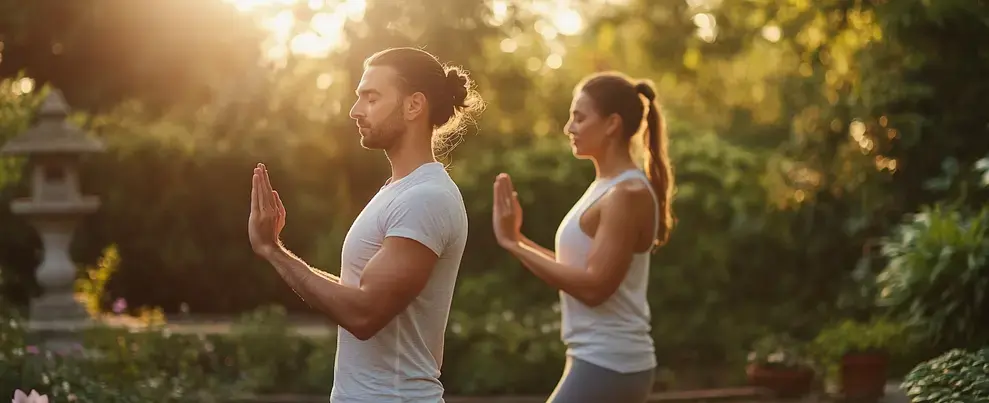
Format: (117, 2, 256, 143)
(405, 92, 427, 121)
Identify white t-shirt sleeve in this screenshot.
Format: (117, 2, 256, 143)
(383, 186, 458, 257)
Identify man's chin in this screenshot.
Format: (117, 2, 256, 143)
(359, 136, 386, 150)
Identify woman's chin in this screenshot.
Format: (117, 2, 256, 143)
(571, 149, 592, 159)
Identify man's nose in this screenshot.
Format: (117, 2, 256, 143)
(349, 103, 363, 120)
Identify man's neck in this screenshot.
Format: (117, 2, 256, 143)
(385, 129, 436, 182)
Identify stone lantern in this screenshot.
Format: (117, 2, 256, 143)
(0, 89, 104, 350)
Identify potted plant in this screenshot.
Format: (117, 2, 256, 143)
(812, 317, 909, 401)
(745, 334, 815, 398)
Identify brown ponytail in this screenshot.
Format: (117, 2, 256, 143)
(635, 81, 674, 247)
(577, 72, 676, 248)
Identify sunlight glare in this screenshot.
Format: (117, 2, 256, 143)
(265, 44, 290, 61)
(490, 0, 510, 26)
(697, 26, 717, 43)
(224, 0, 366, 62)
(761, 25, 782, 43)
(311, 12, 344, 39)
(316, 73, 334, 89)
(535, 20, 558, 40)
(849, 120, 866, 142)
(11, 77, 35, 96)
(874, 156, 897, 173)
(526, 57, 542, 71)
(686, 0, 722, 11)
(692, 13, 717, 43)
(546, 53, 563, 69)
(261, 10, 296, 42)
(19, 78, 34, 94)
(229, 0, 263, 12)
(692, 13, 715, 29)
(500, 38, 519, 53)
(553, 9, 583, 36)
(342, 0, 366, 22)
(228, 0, 300, 12)
(292, 32, 333, 57)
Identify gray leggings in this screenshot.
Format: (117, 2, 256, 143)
(546, 357, 655, 403)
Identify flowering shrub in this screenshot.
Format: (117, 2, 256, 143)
(0, 305, 268, 402)
(0, 303, 565, 399)
(11, 389, 48, 403)
(746, 334, 814, 370)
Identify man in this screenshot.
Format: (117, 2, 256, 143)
(248, 47, 483, 402)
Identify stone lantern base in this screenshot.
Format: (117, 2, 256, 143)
(26, 284, 96, 357)
(12, 200, 101, 356)
(29, 291, 90, 322)
(26, 290, 96, 357)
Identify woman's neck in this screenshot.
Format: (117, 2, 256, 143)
(592, 144, 638, 180)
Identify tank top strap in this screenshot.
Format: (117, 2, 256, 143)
(613, 169, 661, 253)
(577, 170, 641, 211)
(570, 169, 661, 246)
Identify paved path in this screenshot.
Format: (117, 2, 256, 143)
(93, 314, 337, 338)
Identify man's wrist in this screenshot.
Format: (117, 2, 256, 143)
(259, 242, 285, 261)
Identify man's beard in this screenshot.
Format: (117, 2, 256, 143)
(359, 106, 405, 151)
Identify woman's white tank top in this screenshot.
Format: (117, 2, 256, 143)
(554, 168, 658, 374)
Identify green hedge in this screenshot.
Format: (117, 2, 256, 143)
(0, 304, 569, 401)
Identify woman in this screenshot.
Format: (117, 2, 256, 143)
(491, 71, 674, 403)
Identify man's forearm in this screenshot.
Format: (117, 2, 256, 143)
(263, 245, 372, 332)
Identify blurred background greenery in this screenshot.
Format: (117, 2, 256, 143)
(0, 0, 988, 400)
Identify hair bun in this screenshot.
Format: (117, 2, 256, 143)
(635, 81, 656, 101)
(445, 68, 469, 108)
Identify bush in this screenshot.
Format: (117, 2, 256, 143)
(901, 347, 989, 403)
(0, 304, 568, 399)
(746, 333, 814, 371)
(812, 317, 911, 358)
(876, 204, 989, 350)
(0, 309, 247, 402)
(0, 305, 333, 401)
(810, 317, 912, 382)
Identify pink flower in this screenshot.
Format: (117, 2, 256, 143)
(11, 389, 49, 403)
(112, 298, 127, 314)
(24, 346, 38, 355)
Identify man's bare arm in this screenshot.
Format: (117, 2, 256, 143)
(262, 236, 438, 340)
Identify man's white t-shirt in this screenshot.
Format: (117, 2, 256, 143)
(331, 162, 468, 403)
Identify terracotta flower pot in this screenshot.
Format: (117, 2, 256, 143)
(746, 363, 814, 398)
(840, 351, 888, 400)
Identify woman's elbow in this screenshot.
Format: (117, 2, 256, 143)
(346, 317, 384, 341)
(575, 287, 614, 307)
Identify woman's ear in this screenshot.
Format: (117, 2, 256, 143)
(605, 113, 624, 138)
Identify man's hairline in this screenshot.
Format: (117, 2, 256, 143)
(364, 64, 455, 107)
(358, 65, 464, 136)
